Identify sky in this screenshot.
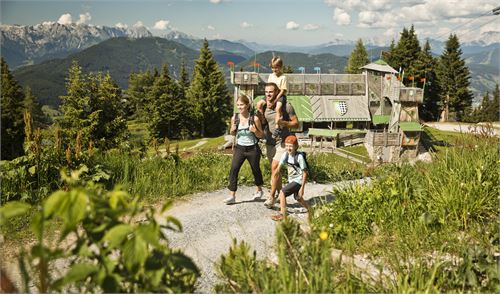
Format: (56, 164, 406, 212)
(2, 0, 499, 46)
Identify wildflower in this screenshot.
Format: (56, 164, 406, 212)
(319, 231, 328, 240)
(460, 182, 465, 187)
(329, 223, 334, 228)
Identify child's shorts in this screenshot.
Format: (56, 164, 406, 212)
(282, 182, 302, 200)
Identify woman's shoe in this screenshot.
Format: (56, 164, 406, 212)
(252, 190, 264, 200)
(223, 196, 236, 205)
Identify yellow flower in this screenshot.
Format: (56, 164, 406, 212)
(319, 231, 328, 240)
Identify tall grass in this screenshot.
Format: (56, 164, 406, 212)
(215, 135, 498, 292)
(313, 135, 499, 291)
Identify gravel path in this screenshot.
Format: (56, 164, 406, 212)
(425, 122, 500, 137)
(163, 183, 337, 293)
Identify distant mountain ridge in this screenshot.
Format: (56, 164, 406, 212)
(13, 37, 199, 107)
(1, 22, 152, 68)
(3, 21, 498, 106)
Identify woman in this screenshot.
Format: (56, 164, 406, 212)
(224, 95, 265, 204)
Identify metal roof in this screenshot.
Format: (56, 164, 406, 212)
(399, 121, 423, 131)
(253, 95, 371, 122)
(361, 60, 398, 74)
(372, 115, 390, 125)
(308, 128, 367, 137)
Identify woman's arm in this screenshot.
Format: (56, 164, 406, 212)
(251, 115, 264, 139)
(230, 115, 237, 136)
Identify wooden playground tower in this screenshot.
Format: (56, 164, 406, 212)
(230, 60, 424, 162)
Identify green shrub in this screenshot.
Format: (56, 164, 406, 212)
(4, 168, 199, 293)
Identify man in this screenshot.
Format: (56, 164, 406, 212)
(258, 82, 299, 208)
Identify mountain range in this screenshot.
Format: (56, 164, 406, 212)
(0, 23, 152, 68)
(2, 22, 498, 106)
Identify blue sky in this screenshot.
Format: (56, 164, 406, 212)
(2, 0, 499, 46)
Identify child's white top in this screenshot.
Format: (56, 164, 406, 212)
(279, 152, 306, 184)
(268, 73, 288, 91)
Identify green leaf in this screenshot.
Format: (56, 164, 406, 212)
(161, 200, 173, 213)
(164, 216, 183, 232)
(108, 190, 128, 210)
(123, 235, 148, 272)
(103, 224, 133, 249)
(43, 191, 67, 218)
(0, 201, 30, 225)
(28, 165, 36, 175)
(52, 263, 98, 289)
(138, 223, 160, 248)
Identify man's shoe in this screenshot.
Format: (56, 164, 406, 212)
(264, 197, 275, 208)
(253, 190, 264, 200)
(223, 196, 236, 205)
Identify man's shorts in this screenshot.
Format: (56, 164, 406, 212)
(266, 142, 286, 164)
(282, 182, 302, 200)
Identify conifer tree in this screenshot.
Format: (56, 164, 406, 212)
(414, 40, 441, 121)
(177, 61, 191, 138)
(147, 65, 181, 140)
(24, 86, 48, 128)
(490, 84, 499, 121)
(345, 39, 369, 74)
(388, 25, 421, 81)
(436, 34, 473, 121)
(1, 58, 25, 160)
(126, 70, 154, 120)
(58, 60, 99, 145)
(94, 73, 128, 148)
(186, 39, 231, 137)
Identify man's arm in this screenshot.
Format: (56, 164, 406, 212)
(278, 114, 298, 129)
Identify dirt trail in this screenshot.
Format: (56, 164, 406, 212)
(164, 183, 336, 293)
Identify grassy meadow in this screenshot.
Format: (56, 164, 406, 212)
(1, 121, 498, 292)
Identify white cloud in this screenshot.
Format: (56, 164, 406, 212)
(333, 8, 351, 25)
(115, 22, 128, 29)
(76, 12, 91, 25)
(212, 33, 223, 39)
(133, 21, 145, 28)
(57, 13, 73, 25)
(383, 27, 397, 38)
(304, 24, 320, 31)
(335, 33, 344, 38)
(207, 25, 215, 30)
(286, 21, 300, 30)
(240, 21, 252, 29)
(153, 20, 170, 30)
(209, 0, 222, 3)
(325, 0, 389, 11)
(42, 21, 55, 26)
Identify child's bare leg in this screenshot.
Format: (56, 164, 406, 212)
(279, 190, 287, 217)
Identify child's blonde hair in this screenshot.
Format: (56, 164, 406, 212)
(270, 56, 283, 68)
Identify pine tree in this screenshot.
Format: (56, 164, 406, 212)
(177, 61, 191, 139)
(24, 86, 48, 128)
(436, 34, 473, 121)
(126, 70, 154, 120)
(388, 25, 421, 82)
(414, 40, 441, 121)
(490, 84, 499, 121)
(186, 39, 231, 137)
(147, 65, 180, 140)
(94, 73, 128, 148)
(345, 39, 369, 74)
(58, 60, 99, 145)
(1, 58, 25, 160)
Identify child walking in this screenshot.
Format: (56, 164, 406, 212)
(258, 56, 288, 140)
(271, 135, 311, 221)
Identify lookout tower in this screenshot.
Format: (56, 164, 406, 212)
(230, 60, 424, 162)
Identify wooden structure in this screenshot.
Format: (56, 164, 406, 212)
(230, 59, 424, 162)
